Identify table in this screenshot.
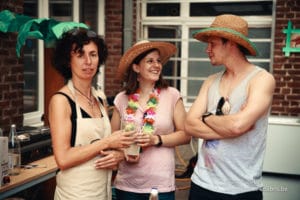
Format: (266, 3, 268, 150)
(0, 156, 57, 199)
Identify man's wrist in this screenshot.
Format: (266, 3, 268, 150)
(202, 112, 213, 124)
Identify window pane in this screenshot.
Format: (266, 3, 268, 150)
(163, 53, 181, 89)
(189, 41, 207, 58)
(80, 0, 98, 31)
(23, 2, 37, 17)
(190, 1, 272, 16)
(252, 61, 270, 71)
(251, 42, 271, 59)
(50, 4, 71, 16)
(249, 28, 271, 38)
(147, 3, 180, 16)
(162, 60, 181, 89)
(248, 28, 272, 63)
(149, 27, 181, 39)
(188, 61, 224, 78)
(187, 80, 203, 103)
(163, 60, 180, 76)
(49, 0, 72, 21)
(23, 0, 38, 113)
(147, 26, 181, 57)
(147, 26, 181, 90)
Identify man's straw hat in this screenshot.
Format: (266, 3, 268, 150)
(117, 40, 176, 80)
(193, 14, 258, 56)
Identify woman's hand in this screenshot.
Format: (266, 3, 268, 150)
(135, 132, 158, 147)
(107, 130, 136, 149)
(94, 149, 124, 169)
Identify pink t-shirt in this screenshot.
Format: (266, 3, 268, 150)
(114, 87, 181, 193)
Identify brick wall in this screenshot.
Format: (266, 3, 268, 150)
(0, 0, 24, 134)
(104, 0, 124, 98)
(272, 0, 300, 116)
(104, 0, 137, 98)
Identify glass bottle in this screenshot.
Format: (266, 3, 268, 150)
(8, 124, 21, 175)
(149, 187, 159, 200)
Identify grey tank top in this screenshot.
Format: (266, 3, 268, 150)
(191, 66, 269, 194)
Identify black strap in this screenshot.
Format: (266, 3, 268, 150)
(53, 92, 77, 147)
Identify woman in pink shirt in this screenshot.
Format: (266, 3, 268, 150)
(111, 40, 190, 200)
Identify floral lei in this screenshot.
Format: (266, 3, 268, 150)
(125, 88, 160, 134)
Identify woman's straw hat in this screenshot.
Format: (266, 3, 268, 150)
(117, 40, 176, 80)
(193, 14, 258, 56)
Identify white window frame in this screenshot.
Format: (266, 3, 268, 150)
(23, 0, 47, 126)
(137, 0, 274, 109)
(23, 0, 105, 126)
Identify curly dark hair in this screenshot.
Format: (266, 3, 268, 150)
(52, 28, 108, 80)
(124, 48, 169, 95)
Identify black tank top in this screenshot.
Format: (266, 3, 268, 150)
(54, 92, 103, 146)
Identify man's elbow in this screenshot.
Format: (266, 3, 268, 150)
(184, 120, 195, 136)
(183, 132, 192, 144)
(229, 121, 251, 137)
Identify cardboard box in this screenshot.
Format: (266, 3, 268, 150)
(0, 136, 9, 186)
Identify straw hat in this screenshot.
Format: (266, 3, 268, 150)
(117, 40, 176, 80)
(193, 14, 258, 56)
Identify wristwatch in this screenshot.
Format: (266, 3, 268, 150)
(202, 112, 213, 124)
(155, 135, 163, 147)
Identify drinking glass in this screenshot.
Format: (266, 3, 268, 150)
(121, 120, 140, 156)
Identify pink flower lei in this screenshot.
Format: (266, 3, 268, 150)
(125, 88, 160, 134)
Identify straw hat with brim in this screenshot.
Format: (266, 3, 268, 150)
(117, 40, 177, 80)
(192, 14, 258, 56)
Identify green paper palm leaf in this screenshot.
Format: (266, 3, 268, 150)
(0, 10, 89, 57)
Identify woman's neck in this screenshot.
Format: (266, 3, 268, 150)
(138, 82, 156, 95)
(71, 78, 92, 96)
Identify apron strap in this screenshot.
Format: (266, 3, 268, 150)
(67, 80, 83, 119)
(92, 87, 108, 119)
(68, 79, 109, 120)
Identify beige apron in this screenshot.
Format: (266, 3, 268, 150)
(54, 80, 112, 200)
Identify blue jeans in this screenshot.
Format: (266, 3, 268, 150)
(115, 188, 175, 200)
(189, 182, 263, 200)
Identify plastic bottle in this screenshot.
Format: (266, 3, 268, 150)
(149, 187, 159, 200)
(8, 124, 21, 175)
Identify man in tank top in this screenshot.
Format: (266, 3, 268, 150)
(185, 14, 276, 200)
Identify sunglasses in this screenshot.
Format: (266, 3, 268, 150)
(216, 96, 231, 115)
(216, 97, 225, 115)
(68, 28, 97, 38)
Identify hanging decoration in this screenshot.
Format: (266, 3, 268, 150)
(0, 10, 89, 57)
(282, 20, 300, 57)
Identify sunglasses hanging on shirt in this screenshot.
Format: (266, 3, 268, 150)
(216, 97, 231, 115)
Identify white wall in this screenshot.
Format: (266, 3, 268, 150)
(263, 174, 300, 200)
(263, 116, 300, 200)
(263, 116, 300, 175)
